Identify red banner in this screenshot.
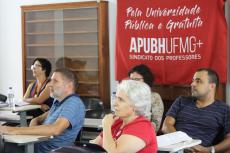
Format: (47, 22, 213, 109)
(115, 0, 227, 84)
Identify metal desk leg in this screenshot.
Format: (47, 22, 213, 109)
(25, 143, 34, 153)
(19, 112, 27, 127)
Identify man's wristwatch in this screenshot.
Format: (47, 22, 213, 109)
(210, 146, 215, 153)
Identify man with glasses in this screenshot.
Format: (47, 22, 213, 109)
(0, 68, 85, 153)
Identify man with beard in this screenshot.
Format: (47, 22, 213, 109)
(162, 68, 230, 153)
(0, 68, 85, 153)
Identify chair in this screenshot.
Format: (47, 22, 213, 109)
(83, 98, 103, 110)
(50, 142, 106, 153)
(82, 98, 104, 119)
(0, 94, 7, 102)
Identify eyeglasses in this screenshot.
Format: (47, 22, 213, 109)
(130, 77, 143, 81)
(31, 64, 42, 69)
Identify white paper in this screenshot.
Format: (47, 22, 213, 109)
(157, 131, 193, 147)
(14, 99, 29, 106)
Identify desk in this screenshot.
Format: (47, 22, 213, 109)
(3, 134, 51, 153)
(0, 105, 41, 126)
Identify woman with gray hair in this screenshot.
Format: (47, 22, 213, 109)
(90, 80, 157, 153)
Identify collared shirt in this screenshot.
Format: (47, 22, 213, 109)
(35, 93, 85, 153)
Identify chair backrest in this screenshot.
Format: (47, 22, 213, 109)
(0, 94, 7, 102)
(75, 141, 106, 152)
(83, 98, 105, 119)
(50, 142, 107, 153)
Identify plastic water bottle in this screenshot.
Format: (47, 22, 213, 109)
(8, 87, 15, 109)
(111, 91, 116, 111)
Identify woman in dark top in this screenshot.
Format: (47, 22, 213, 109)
(23, 58, 53, 117)
(128, 64, 164, 133)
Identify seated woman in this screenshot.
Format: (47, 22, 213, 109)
(128, 64, 164, 133)
(23, 58, 53, 117)
(90, 80, 157, 153)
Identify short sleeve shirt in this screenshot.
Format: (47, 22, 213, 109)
(166, 96, 230, 146)
(35, 94, 85, 153)
(101, 116, 157, 153)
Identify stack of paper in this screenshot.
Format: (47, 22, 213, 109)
(157, 131, 192, 147)
(157, 131, 201, 152)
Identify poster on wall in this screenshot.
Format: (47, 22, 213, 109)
(115, 0, 227, 84)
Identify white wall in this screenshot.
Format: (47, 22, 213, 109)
(0, 0, 118, 99)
